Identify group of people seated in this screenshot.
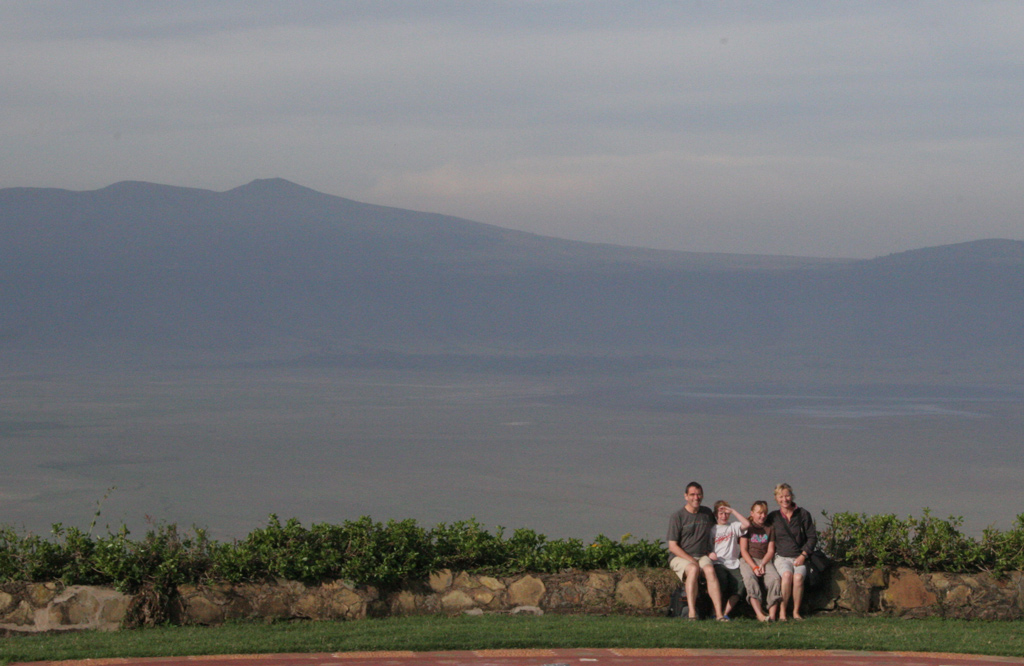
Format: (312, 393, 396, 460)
(666, 481, 817, 621)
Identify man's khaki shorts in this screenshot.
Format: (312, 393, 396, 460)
(669, 555, 713, 582)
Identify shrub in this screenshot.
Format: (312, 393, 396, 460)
(430, 519, 506, 572)
(7, 509, 1024, 600)
(820, 509, 993, 573)
(981, 514, 1024, 574)
(820, 511, 913, 568)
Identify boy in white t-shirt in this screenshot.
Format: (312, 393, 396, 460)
(708, 500, 751, 620)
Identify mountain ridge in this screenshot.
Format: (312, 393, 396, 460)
(1, 179, 1021, 364)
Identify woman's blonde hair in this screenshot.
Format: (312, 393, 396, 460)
(773, 482, 794, 499)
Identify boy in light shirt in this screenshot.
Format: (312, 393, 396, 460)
(708, 500, 751, 620)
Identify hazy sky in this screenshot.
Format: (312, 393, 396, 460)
(3, 2, 1023, 258)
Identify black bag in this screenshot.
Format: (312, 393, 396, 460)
(667, 585, 712, 618)
(806, 549, 831, 589)
(667, 587, 688, 618)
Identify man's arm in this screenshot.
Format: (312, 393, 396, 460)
(668, 540, 697, 564)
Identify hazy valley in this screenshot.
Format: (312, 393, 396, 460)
(1, 180, 1022, 541)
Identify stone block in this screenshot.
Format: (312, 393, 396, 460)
(441, 590, 476, 612)
(836, 575, 872, 613)
(511, 605, 543, 615)
(184, 595, 225, 625)
(586, 572, 615, 593)
(48, 588, 131, 631)
(253, 591, 292, 618)
(614, 575, 652, 609)
(883, 569, 937, 612)
(293, 593, 321, 619)
(99, 596, 129, 626)
(945, 584, 972, 608)
(5, 600, 36, 626)
(536, 578, 580, 611)
(0, 591, 14, 614)
(224, 595, 255, 620)
(478, 576, 505, 591)
(51, 588, 99, 626)
(508, 575, 545, 607)
(330, 586, 367, 619)
(47, 604, 66, 627)
(429, 569, 453, 592)
(394, 590, 419, 614)
(865, 568, 887, 588)
(26, 583, 58, 607)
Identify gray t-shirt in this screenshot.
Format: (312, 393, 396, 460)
(666, 505, 715, 563)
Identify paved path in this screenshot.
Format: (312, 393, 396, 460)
(12, 648, 1024, 666)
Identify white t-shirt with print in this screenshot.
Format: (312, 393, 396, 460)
(711, 522, 745, 569)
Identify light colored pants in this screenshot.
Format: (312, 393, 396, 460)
(739, 560, 781, 608)
(774, 554, 807, 577)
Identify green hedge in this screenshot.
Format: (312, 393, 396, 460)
(0, 516, 663, 595)
(821, 510, 1024, 573)
(4, 510, 1024, 601)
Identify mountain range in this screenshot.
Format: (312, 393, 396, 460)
(2, 178, 1021, 367)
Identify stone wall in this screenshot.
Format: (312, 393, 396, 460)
(0, 582, 130, 633)
(830, 568, 1024, 620)
(5, 567, 1024, 632)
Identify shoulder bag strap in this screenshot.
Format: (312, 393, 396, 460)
(777, 509, 806, 549)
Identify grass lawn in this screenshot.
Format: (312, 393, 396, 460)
(3, 615, 1024, 664)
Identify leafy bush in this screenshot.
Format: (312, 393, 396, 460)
(820, 512, 913, 568)
(430, 519, 507, 573)
(820, 509, 1024, 574)
(981, 514, 1024, 574)
(7, 509, 1024, 602)
(907, 510, 986, 572)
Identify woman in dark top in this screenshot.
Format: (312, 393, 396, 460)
(766, 483, 816, 621)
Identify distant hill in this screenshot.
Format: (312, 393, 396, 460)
(869, 238, 1024, 267)
(1, 179, 1021, 366)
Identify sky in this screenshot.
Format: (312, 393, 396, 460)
(3, 1, 1023, 258)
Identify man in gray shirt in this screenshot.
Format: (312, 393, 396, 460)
(666, 481, 726, 620)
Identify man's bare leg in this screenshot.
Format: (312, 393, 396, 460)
(684, 562, 700, 619)
(702, 563, 725, 619)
